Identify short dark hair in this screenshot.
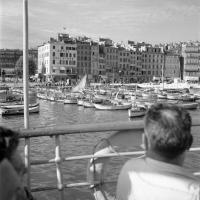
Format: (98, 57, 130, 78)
(144, 103, 193, 159)
(0, 126, 19, 162)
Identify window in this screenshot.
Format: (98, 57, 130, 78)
(53, 52, 55, 56)
(53, 46, 55, 49)
(61, 46, 63, 50)
(53, 60, 55, 64)
(60, 70, 65, 73)
(60, 53, 63, 57)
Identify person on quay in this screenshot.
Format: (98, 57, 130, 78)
(0, 126, 35, 200)
(117, 103, 200, 200)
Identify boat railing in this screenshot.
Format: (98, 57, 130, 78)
(19, 119, 200, 200)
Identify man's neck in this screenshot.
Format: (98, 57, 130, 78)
(146, 151, 185, 166)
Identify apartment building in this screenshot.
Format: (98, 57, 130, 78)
(182, 43, 200, 81)
(165, 53, 180, 79)
(117, 46, 130, 83)
(104, 45, 118, 83)
(141, 46, 164, 82)
(38, 39, 77, 82)
(76, 39, 91, 79)
(129, 48, 142, 82)
(91, 42, 99, 82)
(0, 49, 38, 77)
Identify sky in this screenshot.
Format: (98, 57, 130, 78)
(1, 0, 200, 49)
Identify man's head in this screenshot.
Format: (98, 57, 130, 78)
(0, 126, 25, 176)
(143, 103, 193, 160)
(0, 126, 19, 162)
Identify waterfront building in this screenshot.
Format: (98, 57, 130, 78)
(141, 46, 164, 82)
(91, 42, 99, 82)
(98, 38, 119, 83)
(104, 44, 118, 83)
(129, 48, 143, 83)
(0, 49, 38, 78)
(0, 49, 21, 77)
(38, 36, 77, 83)
(182, 43, 200, 82)
(164, 52, 180, 80)
(98, 53, 106, 83)
(76, 38, 92, 80)
(118, 46, 130, 83)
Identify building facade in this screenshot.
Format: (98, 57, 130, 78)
(91, 42, 99, 82)
(118, 47, 130, 83)
(129, 49, 142, 83)
(76, 40, 91, 80)
(0, 49, 38, 77)
(164, 53, 180, 79)
(0, 49, 21, 77)
(141, 46, 164, 82)
(182, 44, 200, 82)
(38, 40, 77, 82)
(104, 45, 118, 83)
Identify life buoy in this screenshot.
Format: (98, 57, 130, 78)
(87, 139, 114, 200)
(86, 129, 143, 200)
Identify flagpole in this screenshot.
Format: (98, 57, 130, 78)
(23, 0, 29, 129)
(23, 0, 30, 189)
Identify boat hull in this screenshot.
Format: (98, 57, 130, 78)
(0, 103, 40, 115)
(64, 99, 77, 104)
(178, 102, 198, 110)
(128, 109, 146, 118)
(94, 103, 132, 110)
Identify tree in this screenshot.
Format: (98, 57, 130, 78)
(15, 56, 37, 78)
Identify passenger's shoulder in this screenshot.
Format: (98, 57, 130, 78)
(122, 157, 145, 171)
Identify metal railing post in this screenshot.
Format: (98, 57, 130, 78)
(55, 135, 64, 200)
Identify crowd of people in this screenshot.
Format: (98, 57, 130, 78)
(1, 102, 199, 200)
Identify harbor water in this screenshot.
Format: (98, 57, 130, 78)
(0, 99, 200, 200)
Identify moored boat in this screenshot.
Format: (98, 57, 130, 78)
(128, 105, 147, 118)
(0, 103, 40, 116)
(94, 101, 132, 110)
(83, 100, 95, 108)
(177, 102, 199, 110)
(64, 98, 77, 104)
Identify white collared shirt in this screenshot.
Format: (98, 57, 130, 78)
(117, 157, 200, 200)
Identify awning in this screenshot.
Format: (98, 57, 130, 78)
(185, 76, 199, 81)
(60, 67, 66, 70)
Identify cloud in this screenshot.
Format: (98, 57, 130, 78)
(1, 0, 200, 48)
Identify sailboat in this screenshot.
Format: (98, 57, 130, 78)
(128, 85, 147, 118)
(71, 74, 87, 93)
(64, 75, 87, 104)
